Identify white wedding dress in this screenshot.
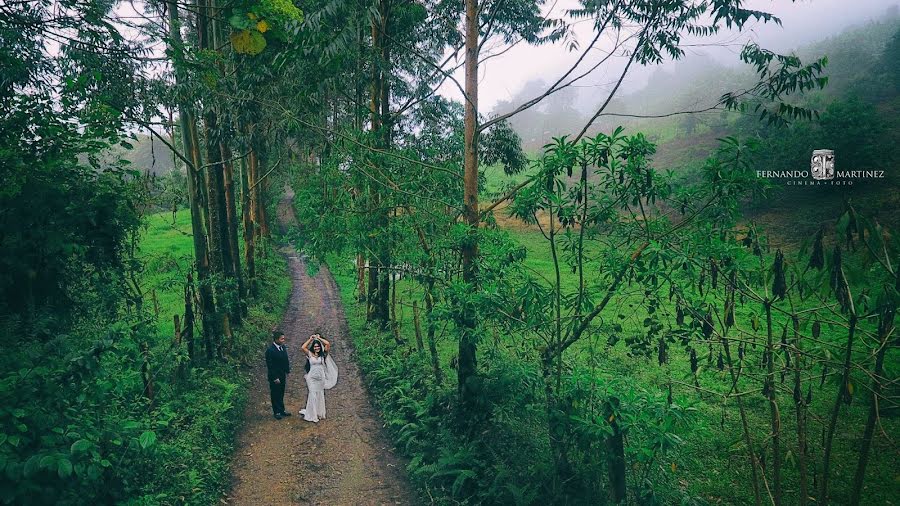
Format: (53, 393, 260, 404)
(300, 353, 338, 422)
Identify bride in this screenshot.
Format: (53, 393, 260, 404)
(299, 334, 338, 422)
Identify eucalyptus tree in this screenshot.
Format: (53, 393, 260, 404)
(451, 0, 836, 413)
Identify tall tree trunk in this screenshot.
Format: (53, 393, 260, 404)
(354, 22, 366, 305)
(850, 305, 895, 505)
(367, 260, 378, 321)
(722, 333, 765, 506)
(458, 0, 479, 405)
(791, 315, 810, 506)
(166, 0, 219, 359)
(764, 302, 783, 506)
(199, 0, 232, 357)
(221, 140, 244, 323)
(256, 148, 271, 241)
(604, 397, 627, 504)
(242, 143, 257, 296)
(819, 314, 858, 505)
(368, 2, 391, 327)
(425, 277, 442, 385)
(356, 254, 366, 302)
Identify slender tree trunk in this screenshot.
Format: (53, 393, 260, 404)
(221, 141, 244, 322)
(850, 306, 895, 505)
(367, 262, 378, 321)
(546, 188, 572, 486)
(241, 143, 257, 296)
(184, 273, 195, 363)
(166, 0, 219, 359)
(413, 300, 425, 353)
(764, 302, 783, 506)
(425, 277, 442, 385)
(390, 263, 401, 344)
(791, 315, 809, 506)
(722, 334, 764, 506)
(458, 0, 479, 405)
(249, 142, 262, 243)
(604, 397, 626, 504)
(356, 254, 366, 302)
(819, 313, 858, 505)
(257, 152, 271, 241)
(368, 2, 391, 327)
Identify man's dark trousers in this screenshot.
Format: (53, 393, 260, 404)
(265, 342, 290, 415)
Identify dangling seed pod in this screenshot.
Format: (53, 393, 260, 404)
(725, 298, 735, 328)
(619, 170, 624, 184)
(710, 259, 719, 289)
(699, 268, 706, 297)
(658, 338, 667, 366)
(812, 321, 821, 338)
(702, 308, 714, 339)
(830, 246, 851, 312)
(806, 385, 812, 404)
(676, 305, 685, 326)
(830, 246, 843, 291)
(820, 364, 828, 387)
(751, 315, 760, 332)
(738, 342, 745, 361)
(847, 209, 857, 249)
(780, 370, 786, 384)
(645, 168, 652, 188)
(780, 325, 788, 348)
(690, 348, 698, 373)
(808, 226, 825, 270)
(772, 249, 787, 300)
(717, 351, 724, 371)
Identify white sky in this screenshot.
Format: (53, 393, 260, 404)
(438, 0, 900, 113)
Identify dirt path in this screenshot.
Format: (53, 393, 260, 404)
(226, 189, 416, 505)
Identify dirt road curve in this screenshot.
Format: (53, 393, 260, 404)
(225, 189, 416, 505)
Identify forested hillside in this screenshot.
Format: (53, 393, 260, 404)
(2, 0, 898, 505)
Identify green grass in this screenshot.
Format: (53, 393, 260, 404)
(127, 209, 292, 504)
(502, 226, 899, 505)
(139, 210, 196, 339)
(325, 218, 900, 504)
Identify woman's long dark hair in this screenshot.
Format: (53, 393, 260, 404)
(305, 336, 327, 373)
(310, 338, 327, 358)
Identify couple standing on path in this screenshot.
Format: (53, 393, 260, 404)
(266, 330, 338, 422)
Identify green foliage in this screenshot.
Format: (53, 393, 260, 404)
(0, 210, 290, 504)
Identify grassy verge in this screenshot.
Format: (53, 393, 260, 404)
(324, 219, 899, 504)
(125, 210, 291, 505)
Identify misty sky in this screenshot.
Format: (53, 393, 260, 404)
(438, 0, 900, 114)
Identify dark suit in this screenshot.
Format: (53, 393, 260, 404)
(266, 342, 290, 415)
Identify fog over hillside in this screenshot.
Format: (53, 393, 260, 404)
(492, 4, 900, 151)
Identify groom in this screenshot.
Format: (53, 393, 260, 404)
(266, 330, 292, 420)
